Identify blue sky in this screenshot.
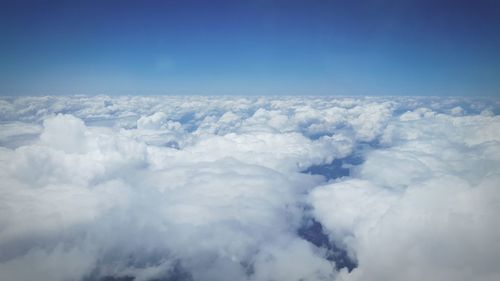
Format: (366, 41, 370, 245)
(1, 0, 499, 96)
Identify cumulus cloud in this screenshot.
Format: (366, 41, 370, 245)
(311, 107, 500, 281)
(0, 96, 499, 281)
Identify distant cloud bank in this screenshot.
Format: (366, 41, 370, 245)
(0, 96, 499, 281)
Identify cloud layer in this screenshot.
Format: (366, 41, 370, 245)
(0, 96, 499, 281)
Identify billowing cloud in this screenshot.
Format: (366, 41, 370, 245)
(311, 107, 500, 281)
(0, 96, 499, 281)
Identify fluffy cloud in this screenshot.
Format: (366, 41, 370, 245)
(311, 108, 500, 281)
(0, 96, 499, 281)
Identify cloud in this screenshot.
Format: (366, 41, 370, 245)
(310, 108, 500, 281)
(0, 96, 499, 281)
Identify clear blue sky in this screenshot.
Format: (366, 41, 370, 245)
(1, 0, 499, 96)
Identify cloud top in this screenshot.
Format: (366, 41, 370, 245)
(0, 96, 499, 281)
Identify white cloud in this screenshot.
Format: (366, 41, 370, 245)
(0, 96, 499, 281)
(40, 114, 88, 153)
(311, 107, 500, 281)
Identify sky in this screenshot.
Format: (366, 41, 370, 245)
(1, 0, 500, 96)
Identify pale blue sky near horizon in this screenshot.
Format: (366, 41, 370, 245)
(1, 0, 500, 96)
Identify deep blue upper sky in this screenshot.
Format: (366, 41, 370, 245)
(1, 0, 499, 96)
